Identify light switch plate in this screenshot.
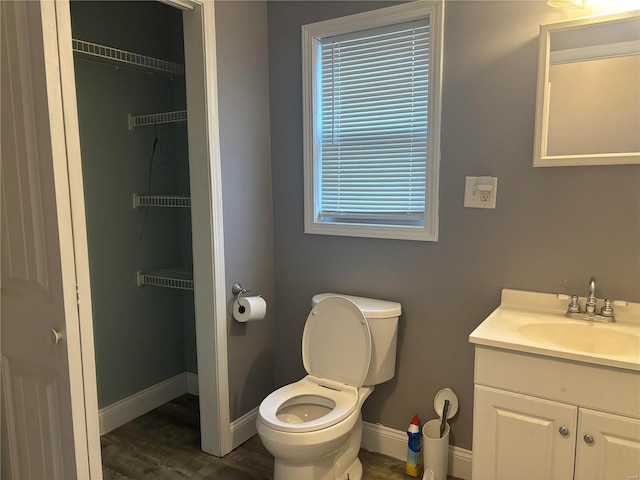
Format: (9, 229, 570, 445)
(464, 176, 498, 209)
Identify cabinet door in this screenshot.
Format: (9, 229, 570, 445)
(473, 385, 577, 480)
(575, 408, 640, 480)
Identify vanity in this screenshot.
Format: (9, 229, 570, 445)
(469, 289, 640, 480)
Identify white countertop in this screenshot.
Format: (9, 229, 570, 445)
(469, 289, 640, 372)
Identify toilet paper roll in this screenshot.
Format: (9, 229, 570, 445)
(233, 296, 267, 322)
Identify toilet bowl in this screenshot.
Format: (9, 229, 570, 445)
(257, 294, 401, 480)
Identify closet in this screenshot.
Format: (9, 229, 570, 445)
(70, 1, 198, 418)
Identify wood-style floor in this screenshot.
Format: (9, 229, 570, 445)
(101, 395, 455, 479)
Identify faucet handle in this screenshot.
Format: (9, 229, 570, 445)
(600, 299, 614, 318)
(567, 295, 581, 313)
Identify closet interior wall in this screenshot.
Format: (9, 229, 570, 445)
(71, 1, 197, 409)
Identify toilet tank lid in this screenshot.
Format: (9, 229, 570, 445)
(312, 293, 401, 318)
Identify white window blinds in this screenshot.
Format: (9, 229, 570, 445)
(318, 19, 430, 225)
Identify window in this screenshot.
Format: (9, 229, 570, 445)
(302, 2, 444, 241)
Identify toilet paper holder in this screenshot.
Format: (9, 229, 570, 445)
(231, 283, 250, 298)
(231, 283, 266, 322)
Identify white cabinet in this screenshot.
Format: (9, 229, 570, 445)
(575, 408, 640, 480)
(472, 347, 640, 480)
(473, 385, 576, 479)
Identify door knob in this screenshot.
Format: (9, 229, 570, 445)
(583, 434, 595, 445)
(47, 329, 64, 345)
(559, 426, 570, 436)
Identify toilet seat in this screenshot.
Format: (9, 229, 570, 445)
(302, 297, 372, 387)
(258, 376, 359, 433)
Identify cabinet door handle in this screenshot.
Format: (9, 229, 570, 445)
(583, 434, 595, 445)
(559, 426, 570, 436)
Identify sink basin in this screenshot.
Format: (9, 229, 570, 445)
(518, 322, 640, 356)
(470, 289, 640, 371)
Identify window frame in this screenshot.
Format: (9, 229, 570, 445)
(302, 1, 444, 242)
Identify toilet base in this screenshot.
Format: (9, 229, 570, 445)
(341, 457, 363, 480)
(270, 415, 364, 480)
(334, 414, 362, 478)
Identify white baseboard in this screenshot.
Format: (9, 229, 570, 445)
(361, 421, 407, 459)
(361, 421, 472, 480)
(99, 372, 188, 435)
(98, 371, 257, 447)
(186, 371, 199, 396)
(449, 445, 473, 480)
(230, 406, 258, 450)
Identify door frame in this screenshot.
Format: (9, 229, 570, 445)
(53, 0, 231, 467)
(42, 1, 103, 476)
(180, 0, 232, 456)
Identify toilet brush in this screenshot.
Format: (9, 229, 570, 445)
(439, 400, 449, 438)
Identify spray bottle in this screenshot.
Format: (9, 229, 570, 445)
(406, 414, 423, 477)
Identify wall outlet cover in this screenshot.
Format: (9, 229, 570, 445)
(464, 176, 498, 209)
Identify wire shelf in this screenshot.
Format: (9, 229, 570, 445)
(72, 39, 185, 77)
(133, 194, 191, 208)
(137, 266, 194, 290)
(128, 110, 187, 130)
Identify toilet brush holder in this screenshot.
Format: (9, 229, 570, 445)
(422, 388, 458, 480)
(422, 419, 449, 480)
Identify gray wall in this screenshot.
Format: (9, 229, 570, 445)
(216, 1, 277, 421)
(72, 1, 192, 407)
(267, 1, 640, 450)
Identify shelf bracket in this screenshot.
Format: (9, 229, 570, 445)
(128, 110, 187, 130)
(133, 194, 191, 208)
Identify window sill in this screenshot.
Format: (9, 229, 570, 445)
(305, 220, 438, 242)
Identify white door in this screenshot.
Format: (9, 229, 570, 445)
(1, 1, 101, 478)
(575, 408, 640, 480)
(472, 385, 577, 480)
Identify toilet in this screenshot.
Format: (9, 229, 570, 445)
(256, 293, 401, 480)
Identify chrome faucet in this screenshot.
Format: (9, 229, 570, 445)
(585, 276, 597, 313)
(565, 276, 615, 322)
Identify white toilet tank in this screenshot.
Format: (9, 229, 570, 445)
(312, 293, 401, 385)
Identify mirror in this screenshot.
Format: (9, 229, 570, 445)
(533, 10, 640, 167)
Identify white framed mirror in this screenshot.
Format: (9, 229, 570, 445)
(533, 10, 640, 167)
